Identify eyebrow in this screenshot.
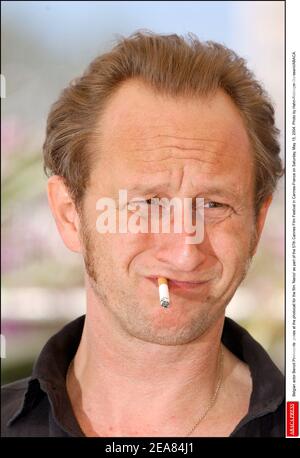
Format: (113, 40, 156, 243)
(128, 184, 166, 195)
(197, 187, 240, 200)
(127, 184, 241, 201)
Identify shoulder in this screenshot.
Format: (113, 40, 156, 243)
(235, 399, 285, 437)
(1, 378, 31, 435)
(1, 377, 51, 437)
(1, 377, 31, 408)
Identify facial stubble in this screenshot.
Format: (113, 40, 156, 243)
(79, 216, 256, 345)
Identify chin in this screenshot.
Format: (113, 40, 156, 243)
(127, 311, 217, 346)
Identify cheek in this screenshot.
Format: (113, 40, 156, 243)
(99, 232, 151, 271)
(207, 218, 254, 269)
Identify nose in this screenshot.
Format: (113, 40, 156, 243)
(155, 229, 209, 273)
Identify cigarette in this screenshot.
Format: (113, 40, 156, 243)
(158, 277, 170, 308)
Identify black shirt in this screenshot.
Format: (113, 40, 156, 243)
(1, 315, 285, 437)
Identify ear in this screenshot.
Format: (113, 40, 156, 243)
(251, 195, 273, 256)
(47, 175, 82, 253)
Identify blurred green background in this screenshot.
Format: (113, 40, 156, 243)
(1, 1, 284, 384)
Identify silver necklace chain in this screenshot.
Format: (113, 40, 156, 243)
(185, 345, 224, 437)
(67, 345, 224, 437)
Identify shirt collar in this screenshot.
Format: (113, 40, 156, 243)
(7, 316, 85, 436)
(223, 317, 284, 417)
(7, 315, 284, 434)
(222, 318, 284, 434)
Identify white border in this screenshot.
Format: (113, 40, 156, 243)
(286, 0, 300, 438)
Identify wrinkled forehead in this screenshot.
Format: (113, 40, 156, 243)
(90, 82, 254, 188)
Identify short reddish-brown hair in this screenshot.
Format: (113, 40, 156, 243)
(43, 31, 283, 213)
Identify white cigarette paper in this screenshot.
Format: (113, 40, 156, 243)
(158, 277, 170, 308)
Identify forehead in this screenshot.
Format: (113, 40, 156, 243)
(91, 81, 253, 189)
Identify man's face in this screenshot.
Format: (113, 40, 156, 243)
(80, 81, 259, 345)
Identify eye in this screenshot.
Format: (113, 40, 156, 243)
(127, 197, 160, 211)
(139, 197, 160, 206)
(204, 201, 227, 209)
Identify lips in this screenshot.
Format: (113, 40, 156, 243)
(147, 276, 210, 290)
(168, 279, 206, 290)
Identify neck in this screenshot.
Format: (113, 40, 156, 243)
(67, 282, 226, 436)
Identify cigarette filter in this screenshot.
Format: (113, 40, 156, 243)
(158, 277, 170, 308)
